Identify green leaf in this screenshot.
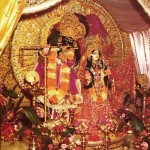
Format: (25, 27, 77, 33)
(32, 127, 43, 137)
(7, 90, 18, 99)
(17, 126, 29, 135)
(0, 106, 7, 124)
(120, 109, 145, 134)
(129, 112, 145, 134)
(62, 127, 75, 137)
(2, 84, 18, 99)
(14, 95, 24, 112)
(13, 84, 17, 91)
(32, 128, 52, 146)
(22, 106, 42, 126)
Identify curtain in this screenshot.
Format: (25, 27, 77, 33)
(0, 0, 25, 56)
(130, 29, 150, 87)
(94, 0, 150, 33)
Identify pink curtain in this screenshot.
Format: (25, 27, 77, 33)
(94, 0, 150, 33)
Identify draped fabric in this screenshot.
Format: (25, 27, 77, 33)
(130, 29, 150, 87)
(111, 53, 137, 109)
(0, 0, 25, 56)
(23, 0, 63, 15)
(137, 0, 150, 17)
(94, 0, 150, 33)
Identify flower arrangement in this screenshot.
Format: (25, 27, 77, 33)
(117, 108, 149, 150)
(0, 83, 52, 149)
(0, 84, 24, 142)
(133, 130, 149, 150)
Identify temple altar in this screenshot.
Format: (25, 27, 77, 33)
(0, 0, 150, 150)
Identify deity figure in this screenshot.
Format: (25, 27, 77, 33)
(46, 36, 82, 107)
(74, 34, 114, 138)
(84, 35, 111, 102)
(36, 13, 87, 119)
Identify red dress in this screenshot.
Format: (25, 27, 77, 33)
(74, 66, 114, 140)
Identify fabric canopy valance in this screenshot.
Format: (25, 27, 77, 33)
(0, 0, 25, 56)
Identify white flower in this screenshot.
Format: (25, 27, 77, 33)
(61, 143, 68, 149)
(75, 139, 81, 145)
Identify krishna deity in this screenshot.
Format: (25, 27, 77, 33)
(36, 13, 87, 119)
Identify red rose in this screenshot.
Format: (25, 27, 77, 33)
(24, 129, 32, 135)
(141, 130, 148, 136)
(75, 146, 81, 150)
(0, 95, 3, 106)
(53, 125, 63, 131)
(48, 144, 53, 150)
(88, 134, 100, 141)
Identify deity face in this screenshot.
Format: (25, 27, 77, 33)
(59, 46, 75, 62)
(91, 49, 100, 61)
(66, 47, 75, 61)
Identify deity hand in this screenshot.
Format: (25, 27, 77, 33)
(109, 78, 115, 93)
(40, 45, 51, 57)
(57, 58, 63, 65)
(74, 94, 83, 104)
(85, 70, 92, 86)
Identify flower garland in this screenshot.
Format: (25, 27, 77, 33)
(46, 48, 70, 105)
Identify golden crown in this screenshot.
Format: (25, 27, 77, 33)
(85, 34, 107, 58)
(58, 13, 86, 40)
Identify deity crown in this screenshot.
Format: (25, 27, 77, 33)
(85, 34, 106, 58)
(58, 13, 86, 40)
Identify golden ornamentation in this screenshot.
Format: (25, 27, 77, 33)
(40, 17, 61, 46)
(59, 46, 75, 62)
(11, 19, 40, 88)
(0, 44, 29, 106)
(136, 74, 149, 87)
(25, 70, 40, 85)
(0, 43, 18, 89)
(120, 31, 132, 57)
(137, 0, 150, 17)
(11, 0, 124, 89)
(58, 13, 86, 40)
(85, 34, 106, 58)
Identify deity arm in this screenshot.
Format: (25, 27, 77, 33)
(103, 62, 114, 90)
(75, 78, 83, 103)
(104, 67, 111, 76)
(75, 78, 82, 95)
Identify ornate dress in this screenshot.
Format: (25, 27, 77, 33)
(74, 59, 114, 140)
